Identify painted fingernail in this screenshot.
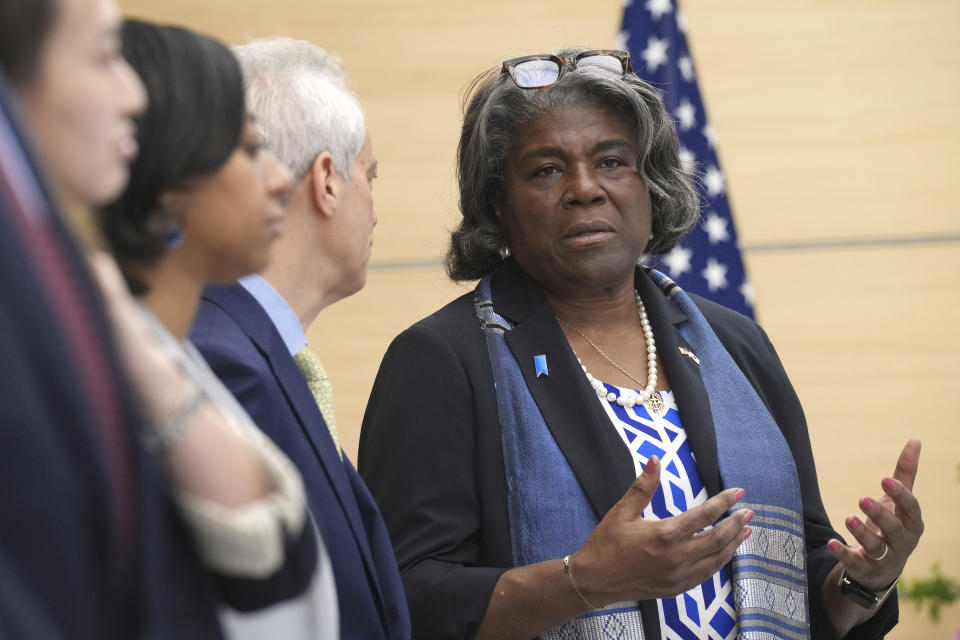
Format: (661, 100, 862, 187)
(882, 477, 897, 492)
(846, 516, 861, 531)
(644, 456, 659, 474)
(744, 510, 755, 523)
(860, 497, 876, 510)
(734, 488, 746, 501)
(742, 527, 752, 541)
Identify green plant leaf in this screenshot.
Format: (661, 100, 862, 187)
(899, 564, 960, 624)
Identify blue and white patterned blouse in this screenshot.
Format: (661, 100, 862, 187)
(596, 383, 738, 640)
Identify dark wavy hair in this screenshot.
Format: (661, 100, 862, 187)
(0, 0, 58, 85)
(100, 20, 246, 294)
(446, 48, 700, 282)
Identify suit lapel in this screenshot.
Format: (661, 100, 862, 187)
(203, 287, 339, 467)
(492, 264, 636, 519)
(201, 285, 388, 611)
(635, 271, 722, 498)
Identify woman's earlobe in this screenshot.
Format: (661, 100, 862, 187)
(156, 192, 187, 248)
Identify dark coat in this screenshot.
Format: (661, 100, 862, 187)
(0, 82, 223, 639)
(0, 79, 314, 639)
(191, 283, 412, 640)
(358, 259, 898, 640)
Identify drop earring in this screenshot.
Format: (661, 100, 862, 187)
(163, 225, 186, 250)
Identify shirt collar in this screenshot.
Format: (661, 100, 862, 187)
(238, 274, 307, 356)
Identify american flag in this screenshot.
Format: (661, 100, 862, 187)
(618, 0, 755, 318)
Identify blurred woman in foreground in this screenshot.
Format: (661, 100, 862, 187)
(0, 0, 316, 636)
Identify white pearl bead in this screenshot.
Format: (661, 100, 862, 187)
(616, 396, 626, 406)
(606, 392, 617, 402)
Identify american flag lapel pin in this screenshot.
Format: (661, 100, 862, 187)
(678, 346, 700, 365)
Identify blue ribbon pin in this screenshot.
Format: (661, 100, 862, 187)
(534, 354, 548, 377)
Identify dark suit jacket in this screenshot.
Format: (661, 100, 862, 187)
(0, 81, 223, 639)
(191, 283, 411, 640)
(0, 546, 69, 640)
(0, 80, 313, 639)
(358, 260, 898, 640)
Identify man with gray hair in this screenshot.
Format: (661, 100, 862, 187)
(190, 38, 409, 640)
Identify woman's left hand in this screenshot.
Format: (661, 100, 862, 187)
(826, 438, 924, 591)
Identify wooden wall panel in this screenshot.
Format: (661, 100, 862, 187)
(117, 1, 960, 636)
(748, 244, 960, 638)
(687, 2, 960, 244)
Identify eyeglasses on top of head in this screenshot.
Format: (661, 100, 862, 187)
(500, 49, 635, 89)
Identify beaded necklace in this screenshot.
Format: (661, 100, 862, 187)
(556, 293, 664, 414)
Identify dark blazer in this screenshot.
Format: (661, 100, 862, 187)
(0, 546, 69, 640)
(358, 260, 898, 640)
(0, 82, 223, 639)
(0, 80, 313, 639)
(191, 283, 411, 640)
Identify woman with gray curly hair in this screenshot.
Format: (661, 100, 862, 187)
(359, 49, 916, 640)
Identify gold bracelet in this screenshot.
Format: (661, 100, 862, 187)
(562, 554, 597, 610)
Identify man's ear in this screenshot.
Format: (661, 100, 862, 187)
(309, 151, 340, 219)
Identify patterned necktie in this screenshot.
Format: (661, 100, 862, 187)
(293, 345, 342, 459)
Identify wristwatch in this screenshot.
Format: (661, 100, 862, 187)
(838, 568, 898, 609)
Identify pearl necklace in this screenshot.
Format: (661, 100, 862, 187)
(557, 294, 664, 413)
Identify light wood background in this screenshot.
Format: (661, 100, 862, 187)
(120, 1, 960, 636)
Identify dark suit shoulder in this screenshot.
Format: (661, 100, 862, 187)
(192, 297, 272, 370)
(383, 290, 485, 365)
(194, 294, 249, 345)
(690, 294, 765, 347)
(409, 290, 477, 335)
(689, 294, 785, 381)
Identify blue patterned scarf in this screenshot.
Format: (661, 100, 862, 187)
(474, 269, 810, 640)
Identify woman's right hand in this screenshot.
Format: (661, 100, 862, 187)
(573, 456, 752, 606)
